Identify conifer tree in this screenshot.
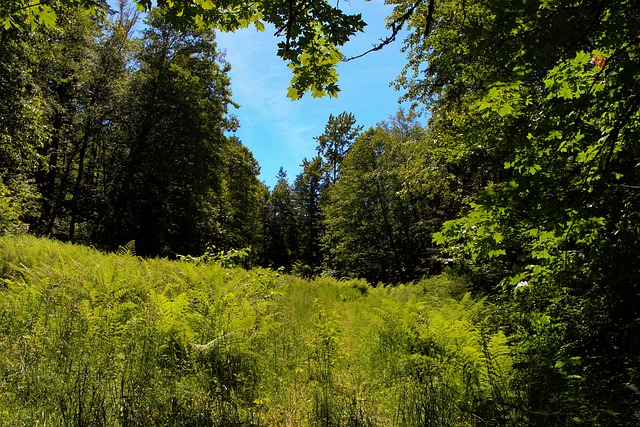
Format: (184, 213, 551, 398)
(292, 156, 324, 276)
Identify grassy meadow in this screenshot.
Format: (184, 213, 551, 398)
(0, 235, 518, 426)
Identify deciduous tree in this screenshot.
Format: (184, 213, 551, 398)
(103, 10, 236, 256)
(2, 0, 365, 99)
(323, 111, 444, 283)
(394, 0, 640, 421)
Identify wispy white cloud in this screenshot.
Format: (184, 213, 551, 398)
(218, 24, 316, 153)
(216, 1, 415, 186)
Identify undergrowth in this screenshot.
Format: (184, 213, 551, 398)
(0, 235, 518, 426)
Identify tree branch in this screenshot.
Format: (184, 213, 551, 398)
(342, 0, 426, 62)
(7, 1, 46, 14)
(274, 0, 306, 53)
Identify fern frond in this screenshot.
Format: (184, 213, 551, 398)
(117, 240, 136, 257)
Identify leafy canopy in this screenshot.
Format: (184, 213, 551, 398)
(1, 0, 365, 99)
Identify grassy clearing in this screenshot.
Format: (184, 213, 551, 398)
(0, 235, 518, 426)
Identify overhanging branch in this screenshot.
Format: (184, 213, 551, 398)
(342, 0, 431, 62)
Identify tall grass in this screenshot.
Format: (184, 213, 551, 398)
(0, 235, 518, 426)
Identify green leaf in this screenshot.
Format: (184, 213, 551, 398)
(549, 130, 562, 140)
(433, 232, 446, 245)
(38, 5, 57, 27)
(559, 85, 573, 99)
(488, 249, 506, 258)
(527, 164, 542, 175)
(498, 103, 514, 117)
(532, 249, 552, 259)
(287, 86, 301, 101)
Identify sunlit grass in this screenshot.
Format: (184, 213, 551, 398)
(0, 235, 516, 426)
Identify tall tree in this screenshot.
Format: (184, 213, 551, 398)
(264, 168, 298, 271)
(322, 111, 444, 283)
(0, 1, 135, 237)
(66, 0, 141, 242)
(27, 5, 103, 237)
(314, 112, 362, 185)
(102, 9, 236, 256)
(394, 0, 640, 422)
(0, 20, 49, 232)
(216, 136, 267, 263)
(292, 156, 324, 275)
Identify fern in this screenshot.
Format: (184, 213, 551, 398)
(0, 235, 525, 426)
(117, 240, 136, 257)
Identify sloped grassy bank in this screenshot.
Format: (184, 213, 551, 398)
(0, 236, 516, 426)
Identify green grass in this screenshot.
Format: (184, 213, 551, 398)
(0, 235, 518, 426)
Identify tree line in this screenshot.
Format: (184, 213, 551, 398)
(0, 1, 267, 257)
(268, 110, 465, 285)
(0, 1, 461, 282)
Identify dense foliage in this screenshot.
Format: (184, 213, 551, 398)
(0, 2, 267, 257)
(1, 0, 639, 424)
(1, 0, 365, 99)
(392, 0, 640, 423)
(323, 111, 450, 283)
(0, 235, 518, 426)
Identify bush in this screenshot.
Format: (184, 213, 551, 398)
(0, 176, 38, 235)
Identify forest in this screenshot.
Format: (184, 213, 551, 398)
(0, 0, 639, 425)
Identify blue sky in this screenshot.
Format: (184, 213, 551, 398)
(216, 1, 415, 188)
